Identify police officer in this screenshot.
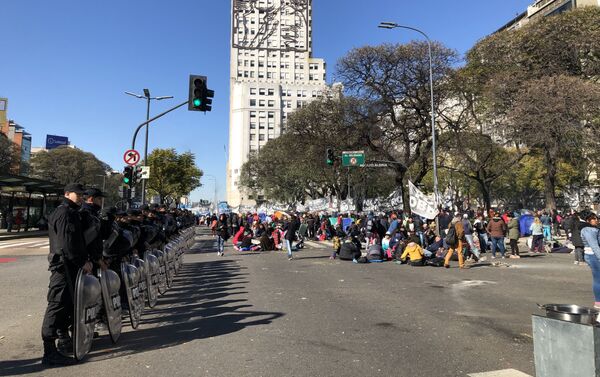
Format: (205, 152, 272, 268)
(80, 188, 109, 270)
(41, 183, 92, 366)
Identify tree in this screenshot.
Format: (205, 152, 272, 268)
(336, 41, 459, 211)
(506, 75, 600, 210)
(146, 148, 202, 204)
(0, 134, 18, 174)
(239, 97, 395, 208)
(30, 146, 109, 185)
(463, 7, 600, 210)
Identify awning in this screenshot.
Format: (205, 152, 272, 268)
(0, 173, 63, 195)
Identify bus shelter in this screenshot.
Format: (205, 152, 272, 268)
(0, 173, 63, 231)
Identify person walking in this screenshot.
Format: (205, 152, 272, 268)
(570, 212, 586, 265)
(579, 210, 600, 309)
(41, 183, 90, 366)
(284, 214, 300, 260)
(487, 212, 508, 259)
(216, 213, 229, 256)
(444, 214, 466, 269)
(530, 217, 544, 253)
(14, 210, 23, 232)
(507, 213, 521, 258)
(540, 211, 552, 242)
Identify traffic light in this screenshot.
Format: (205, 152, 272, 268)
(326, 148, 334, 166)
(134, 165, 144, 181)
(188, 75, 214, 112)
(123, 166, 133, 187)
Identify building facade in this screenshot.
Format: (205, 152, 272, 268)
(226, 0, 328, 207)
(0, 98, 31, 175)
(497, 0, 599, 32)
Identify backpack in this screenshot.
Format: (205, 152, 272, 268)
(445, 225, 457, 247)
(426, 257, 445, 267)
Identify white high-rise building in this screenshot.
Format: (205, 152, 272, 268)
(227, 0, 328, 207)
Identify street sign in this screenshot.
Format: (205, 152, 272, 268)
(341, 151, 365, 167)
(139, 166, 150, 179)
(123, 149, 141, 166)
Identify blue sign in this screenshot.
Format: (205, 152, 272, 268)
(45, 135, 69, 150)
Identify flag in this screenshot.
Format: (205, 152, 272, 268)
(408, 181, 437, 219)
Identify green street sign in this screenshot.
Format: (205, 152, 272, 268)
(342, 150, 365, 167)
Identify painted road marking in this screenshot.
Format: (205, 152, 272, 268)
(0, 258, 17, 263)
(27, 242, 49, 248)
(468, 369, 532, 377)
(0, 241, 39, 249)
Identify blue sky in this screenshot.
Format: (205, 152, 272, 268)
(1, 0, 531, 202)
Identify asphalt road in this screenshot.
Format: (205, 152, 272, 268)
(0, 228, 593, 377)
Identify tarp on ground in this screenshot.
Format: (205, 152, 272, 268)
(519, 214, 534, 236)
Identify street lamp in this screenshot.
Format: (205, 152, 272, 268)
(96, 170, 119, 210)
(378, 22, 440, 212)
(203, 174, 218, 214)
(125, 89, 173, 205)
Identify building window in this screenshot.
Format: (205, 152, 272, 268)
(250, 88, 256, 95)
(249, 134, 255, 141)
(268, 100, 275, 107)
(268, 111, 274, 118)
(250, 111, 257, 118)
(259, 99, 265, 107)
(250, 122, 256, 129)
(259, 88, 266, 95)
(268, 88, 274, 96)
(259, 134, 265, 141)
(250, 99, 256, 107)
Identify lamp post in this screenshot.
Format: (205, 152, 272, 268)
(203, 174, 218, 214)
(96, 170, 119, 210)
(125, 89, 173, 205)
(378, 22, 440, 212)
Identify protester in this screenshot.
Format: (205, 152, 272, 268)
(444, 215, 466, 269)
(580, 210, 600, 309)
(530, 217, 544, 253)
(507, 213, 521, 259)
(487, 212, 507, 259)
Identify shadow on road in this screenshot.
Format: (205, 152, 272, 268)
(0, 258, 284, 375)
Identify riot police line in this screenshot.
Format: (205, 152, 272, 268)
(41, 183, 198, 366)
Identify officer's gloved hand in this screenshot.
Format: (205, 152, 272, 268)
(83, 261, 93, 274)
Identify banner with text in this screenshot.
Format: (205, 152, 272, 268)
(408, 181, 437, 219)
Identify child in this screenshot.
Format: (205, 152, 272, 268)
(331, 225, 346, 259)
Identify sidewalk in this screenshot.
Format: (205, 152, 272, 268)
(0, 228, 48, 241)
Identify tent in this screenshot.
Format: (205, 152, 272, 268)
(519, 213, 534, 236)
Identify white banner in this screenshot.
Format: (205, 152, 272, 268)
(408, 181, 437, 219)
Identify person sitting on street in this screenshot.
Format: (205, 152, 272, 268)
(400, 239, 425, 266)
(339, 237, 361, 262)
(331, 225, 346, 259)
(425, 236, 444, 258)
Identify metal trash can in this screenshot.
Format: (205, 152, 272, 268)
(532, 304, 600, 377)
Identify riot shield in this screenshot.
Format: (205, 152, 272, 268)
(120, 262, 143, 329)
(165, 244, 175, 288)
(153, 249, 168, 295)
(144, 252, 159, 308)
(133, 257, 147, 308)
(73, 269, 101, 361)
(97, 268, 122, 343)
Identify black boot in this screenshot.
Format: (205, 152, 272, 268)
(41, 340, 76, 366)
(56, 330, 73, 355)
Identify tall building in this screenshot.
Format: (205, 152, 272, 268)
(227, 0, 328, 207)
(497, 0, 599, 32)
(0, 98, 32, 175)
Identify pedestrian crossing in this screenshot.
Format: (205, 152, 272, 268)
(0, 240, 49, 249)
(467, 369, 532, 377)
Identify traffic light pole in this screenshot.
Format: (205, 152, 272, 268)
(127, 99, 189, 208)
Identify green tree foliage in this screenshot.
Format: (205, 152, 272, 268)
(0, 134, 18, 174)
(336, 41, 459, 211)
(146, 148, 202, 204)
(239, 97, 395, 208)
(463, 7, 600, 209)
(30, 146, 110, 185)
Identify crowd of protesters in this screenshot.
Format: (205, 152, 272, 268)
(197, 207, 600, 308)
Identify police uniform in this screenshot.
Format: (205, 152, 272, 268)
(41, 183, 88, 365)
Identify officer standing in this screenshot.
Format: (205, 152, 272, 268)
(80, 188, 109, 270)
(41, 183, 92, 366)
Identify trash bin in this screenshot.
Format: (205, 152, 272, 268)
(532, 304, 600, 377)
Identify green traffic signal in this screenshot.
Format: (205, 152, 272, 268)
(124, 177, 130, 184)
(193, 98, 202, 107)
